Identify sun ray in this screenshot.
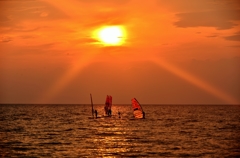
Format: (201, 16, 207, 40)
(152, 59, 239, 104)
(37, 55, 93, 103)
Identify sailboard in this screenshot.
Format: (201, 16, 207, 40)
(131, 98, 145, 119)
(104, 95, 112, 116)
(89, 93, 102, 119)
(90, 93, 95, 118)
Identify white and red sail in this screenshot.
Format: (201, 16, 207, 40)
(131, 98, 144, 119)
(104, 95, 112, 116)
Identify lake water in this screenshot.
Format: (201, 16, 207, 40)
(0, 104, 239, 157)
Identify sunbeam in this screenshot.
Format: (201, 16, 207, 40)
(152, 59, 239, 104)
(37, 55, 93, 103)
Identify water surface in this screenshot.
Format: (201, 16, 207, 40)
(0, 104, 239, 157)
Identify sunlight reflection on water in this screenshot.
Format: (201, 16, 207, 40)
(0, 104, 239, 157)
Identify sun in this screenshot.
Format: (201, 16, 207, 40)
(94, 26, 126, 46)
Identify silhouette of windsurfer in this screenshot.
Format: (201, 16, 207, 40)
(94, 110, 98, 118)
(108, 109, 112, 116)
(104, 106, 108, 115)
(143, 111, 145, 119)
(118, 111, 121, 118)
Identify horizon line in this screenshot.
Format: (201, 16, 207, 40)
(0, 103, 239, 106)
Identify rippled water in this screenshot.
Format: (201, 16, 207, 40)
(0, 104, 239, 157)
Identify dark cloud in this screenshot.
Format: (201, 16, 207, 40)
(174, 9, 240, 30)
(224, 32, 240, 41)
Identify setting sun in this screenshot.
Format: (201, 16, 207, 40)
(1, 0, 240, 105)
(95, 26, 126, 46)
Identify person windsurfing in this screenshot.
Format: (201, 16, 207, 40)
(118, 110, 121, 118)
(94, 110, 98, 118)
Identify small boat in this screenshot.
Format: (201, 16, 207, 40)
(104, 95, 112, 116)
(131, 98, 145, 119)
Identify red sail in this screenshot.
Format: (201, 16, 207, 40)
(131, 98, 144, 118)
(104, 95, 112, 116)
(104, 95, 109, 115)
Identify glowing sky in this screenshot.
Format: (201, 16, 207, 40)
(0, 0, 240, 104)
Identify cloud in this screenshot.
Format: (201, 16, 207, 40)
(0, 36, 12, 43)
(174, 9, 240, 30)
(20, 35, 36, 39)
(224, 32, 240, 41)
(0, 0, 35, 1)
(70, 38, 99, 45)
(85, 11, 127, 28)
(227, 45, 240, 47)
(40, 12, 49, 17)
(77, 0, 130, 5)
(206, 35, 218, 38)
(0, 14, 10, 22)
(0, 0, 68, 28)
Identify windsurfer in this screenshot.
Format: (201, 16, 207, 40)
(118, 111, 121, 118)
(94, 110, 98, 118)
(104, 106, 108, 115)
(108, 109, 112, 116)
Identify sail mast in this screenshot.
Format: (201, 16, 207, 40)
(90, 93, 94, 118)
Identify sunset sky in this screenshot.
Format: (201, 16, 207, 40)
(0, 0, 240, 104)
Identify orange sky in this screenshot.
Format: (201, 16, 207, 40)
(0, 0, 240, 104)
